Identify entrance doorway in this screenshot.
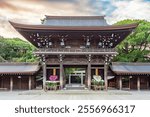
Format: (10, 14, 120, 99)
(64, 65, 87, 89)
(68, 70, 85, 85)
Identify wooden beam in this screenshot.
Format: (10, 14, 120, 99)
(10, 77, 13, 91)
(91, 67, 104, 69)
(29, 76, 32, 90)
(104, 64, 108, 90)
(34, 51, 118, 55)
(46, 67, 60, 69)
(137, 77, 140, 91)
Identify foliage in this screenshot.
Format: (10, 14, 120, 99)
(0, 37, 38, 62)
(64, 68, 80, 77)
(0, 55, 6, 62)
(113, 19, 150, 62)
(46, 82, 58, 90)
(46, 82, 57, 87)
(91, 79, 104, 86)
(91, 78, 104, 90)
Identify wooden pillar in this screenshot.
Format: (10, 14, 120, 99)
(19, 78, 21, 90)
(10, 77, 13, 91)
(87, 55, 91, 89)
(119, 76, 122, 90)
(81, 73, 83, 85)
(43, 62, 46, 90)
(69, 74, 71, 85)
(87, 62, 91, 89)
(137, 77, 140, 91)
(29, 76, 32, 90)
(129, 77, 130, 90)
(60, 63, 63, 89)
(104, 63, 108, 90)
(59, 54, 63, 89)
(147, 77, 149, 90)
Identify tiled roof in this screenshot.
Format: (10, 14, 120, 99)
(111, 62, 150, 75)
(43, 15, 108, 26)
(0, 63, 40, 75)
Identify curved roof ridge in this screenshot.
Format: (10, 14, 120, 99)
(45, 15, 105, 19)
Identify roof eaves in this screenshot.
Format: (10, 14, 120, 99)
(112, 71, 150, 75)
(9, 21, 138, 31)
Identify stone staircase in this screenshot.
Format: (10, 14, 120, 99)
(64, 84, 87, 90)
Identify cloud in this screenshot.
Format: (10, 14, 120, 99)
(0, 0, 103, 38)
(0, 0, 96, 38)
(0, 0, 150, 38)
(88, 0, 116, 15)
(106, 0, 150, 24)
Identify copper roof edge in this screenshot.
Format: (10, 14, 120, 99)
(9, 21, 138, 30)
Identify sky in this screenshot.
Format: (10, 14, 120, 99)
(0, 0, 150, 38)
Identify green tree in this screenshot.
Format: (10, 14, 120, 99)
(113, 19, 150, 62)
(0, 37, 38, 62)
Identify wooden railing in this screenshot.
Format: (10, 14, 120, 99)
(36, 48, 116, 53)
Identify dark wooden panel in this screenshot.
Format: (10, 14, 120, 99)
(3, 77, 10, 89)
(31, 76, 35, 89)
(108, 78, 116, 88)
(130, 78, 137, 90)
(122, 78, 129, 88)
(21, 77, 29, 90)
(140, 77, 148, 89)
(13, 76, 29, 90)
(13, 77, 21, 90)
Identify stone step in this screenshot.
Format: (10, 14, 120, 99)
(64, 84, 87, 90)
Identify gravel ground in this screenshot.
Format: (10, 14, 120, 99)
(0, 89, 150, 100)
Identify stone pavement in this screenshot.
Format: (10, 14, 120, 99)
(0, 90, 150, 100)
